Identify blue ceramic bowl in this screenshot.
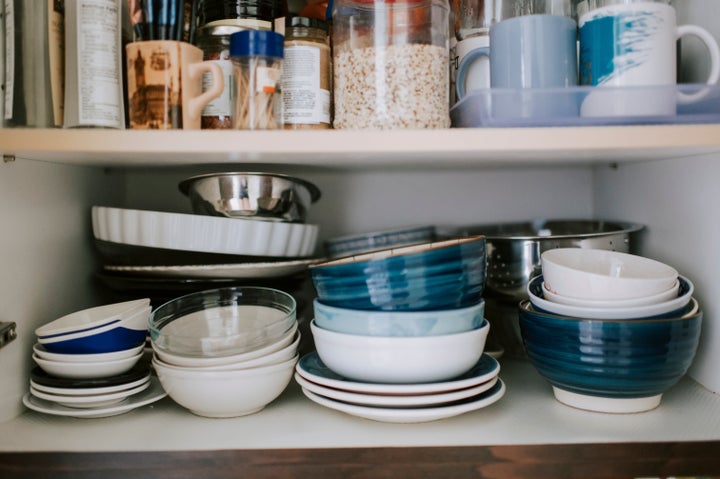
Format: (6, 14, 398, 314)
(38, 305, 150, 354)
(518, 299, 702, 413)
(309, 236, 487, 311)
(324, 225, 436, 259)
(313, 299, 485, 336)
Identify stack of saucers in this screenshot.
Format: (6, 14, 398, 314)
(519, 248, 702, 413)
(23, 299, 167, 418)
(300, 236, 505, 423)
(149, 286, 300, 418)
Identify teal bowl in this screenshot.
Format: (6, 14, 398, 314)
(309, 236, 487, 311)
(518, 299, 702, 413)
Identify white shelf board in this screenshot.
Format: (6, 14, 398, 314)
(2, 125, 720, 168)
(1, 359, 718, 453)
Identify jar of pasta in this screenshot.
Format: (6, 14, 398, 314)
(332, 0, 450, 129)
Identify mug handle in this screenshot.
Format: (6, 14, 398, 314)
(456, 47, 490, 100)
(186, 62, 225, 127)
(676, 24, 720, 104)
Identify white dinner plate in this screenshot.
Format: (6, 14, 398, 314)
(295, 352, 500, 396)
(23, 376, 166, 418)
(29, 372, 151, 396)
(301, 379, 505, 423)
(29, 380, 151, 409)
(295, 372, 499, 408)
(92, 206, 319, 258)
(103, 257, 324, 279)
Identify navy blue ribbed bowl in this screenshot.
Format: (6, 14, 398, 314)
(309, 236, 487, 311)
(518, 299, 702, 404)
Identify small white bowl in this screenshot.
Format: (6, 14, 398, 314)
(32, 352, 144, 379)
(153, 332, 300, 371)
(33, 342, 145, 363)
(527, 275, 694, 320)
(541, 249, 678, 301)
(35, 298, 150, 338)
(152, 322, 298, 368)
(153, 354, 298, 418)
(541, 279, 679, 308)
(310, 319, 489, 384)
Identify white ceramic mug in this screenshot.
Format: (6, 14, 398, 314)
(578, 1, 720, 117)
(454, 35, 491, 100)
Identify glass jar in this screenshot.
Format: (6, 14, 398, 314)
(332, 0, 451, 129)
(229, 30, 284, 129)
(282, 17, 331, 129)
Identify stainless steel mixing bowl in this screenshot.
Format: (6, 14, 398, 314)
(456, 219, 645, 356)
(179, 172, 321, 223)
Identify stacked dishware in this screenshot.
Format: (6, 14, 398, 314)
(92, 172, 322, 307)
(298, 236, 506, 423)
(23, 299, 167, 418)
(519, 248, 701, 414)
(149, 286, 300, 418)
(455, 220, 645, 357)
(323, 225, 436, 259)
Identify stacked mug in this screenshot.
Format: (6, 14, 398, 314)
(519, 248, 702, 413)
(299, 236, 506, 423)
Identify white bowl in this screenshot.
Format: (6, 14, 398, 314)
(541, 248, 678, 301)
(310, 319, 489, 384)
(152, 354, 298, 418)
(32, 352, 144, 379)
(153, 332, 300, 371)
(92, 206, 319, 258)
(527, 275, 694, 320)
(33, 342, 145, 363)
(541, 279, 679, 308)
(152, 322, 298, 368)
(35, 298, 150, 338)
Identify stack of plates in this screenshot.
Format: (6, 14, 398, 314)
(91, 206, 323, 304)
(23, 362, 167, 418)
(295, 352, 505, 423)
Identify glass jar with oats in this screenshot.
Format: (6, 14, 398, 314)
(332, 0, 450, 129)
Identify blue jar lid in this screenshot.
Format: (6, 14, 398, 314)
(230, 30, 284, 58)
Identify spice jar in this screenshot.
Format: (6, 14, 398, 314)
(230, 30, 284, 129)
(332, 0, 451, 129)
(198, 0, 275, 31)
(281, 16, 331, 130)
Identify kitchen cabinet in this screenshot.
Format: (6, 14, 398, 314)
(2, 2, 720, 478)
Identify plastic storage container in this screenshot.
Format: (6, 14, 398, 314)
(331, 0, 451, 129)
(230, 30, 284, 129)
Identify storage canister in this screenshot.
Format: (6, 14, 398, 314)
(281, 16, 331, 130)
(332, 0, 450, 129)
(230, 29, 284, 129)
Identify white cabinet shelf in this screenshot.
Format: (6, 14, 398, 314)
(2, 125, 720, 167)
(2, 359, 719, 453)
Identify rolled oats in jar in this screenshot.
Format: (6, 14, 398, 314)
(332, 0, 451, 129)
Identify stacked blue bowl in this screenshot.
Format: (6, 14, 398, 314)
(307, 236, 492, 384)
(519, 249, 702, 414)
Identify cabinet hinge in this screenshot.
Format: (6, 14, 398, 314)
(3, 155, 16, 163)
(0, 322, 17, 349)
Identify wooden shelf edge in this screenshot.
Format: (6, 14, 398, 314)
(1, 441, 719, 479)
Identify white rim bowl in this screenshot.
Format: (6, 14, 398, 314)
(32, 352, 144, 379)
(33, 342, 145, 363)
(151, 322, 298, 367)
(152, 354, 298, 418)
(541, 248, 678, 301)
(37, 306, 151, 345)
(35, 299, 150, 338)
(541, 279, 679, 308)
(310, 319, 489, 384)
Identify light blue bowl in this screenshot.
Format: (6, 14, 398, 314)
(313, 299, 485, 337)
(310, 236, 487, 311)
(518, 299, 702, 412)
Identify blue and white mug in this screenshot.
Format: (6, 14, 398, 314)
(578, 1, 720, 117)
